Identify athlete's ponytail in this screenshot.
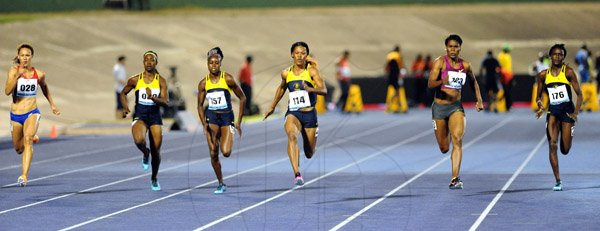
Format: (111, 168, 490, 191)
(207, 47, 224, 61)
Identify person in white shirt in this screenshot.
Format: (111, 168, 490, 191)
(113, 55, 127, 119)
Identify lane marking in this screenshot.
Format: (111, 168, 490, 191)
(469, 136, 545, 231)
(58, 117, 419, 230)
(329, 116, 513, 231)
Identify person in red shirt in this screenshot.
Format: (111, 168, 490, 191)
(336, 50, 351, 112)
(239, 55, 254, 115)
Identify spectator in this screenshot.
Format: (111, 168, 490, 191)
(239, 55, 255, 115)
(498, 43, 514, 111)
(113, 55, 127, 119)
(575, 44, 590, 83)
(479, 50, 501, 112)
(335, 50, 351, 112)
(411, 53, 427, 107)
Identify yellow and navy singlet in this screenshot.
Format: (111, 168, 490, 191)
(134, 72, 161, 114)
(545, 65, 572, 106)
(286, 64, 316, 111)
(205, 71, 232, 112)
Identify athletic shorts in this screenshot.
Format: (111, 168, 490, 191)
(432, 101, 464, 120)
(10, 108, 41, 125)
(285, 109, 318, 128)
(133, 110, 162, 126)
(547, 102, 575, 123)
(205, 110, 234, 127)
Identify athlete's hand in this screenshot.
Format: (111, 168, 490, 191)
(122, 107, 130, 118)
(16, 64, 26, 77)
(566, 112, 578, 122)
(535, 107, 545, 119)
(475, 101, 483, 112)
(51, 105, 60, 115)
(202, 122, 209, 136)
(263, 107, 274, 120)
(145, 87, 153, 100)
(306, 56, 318, 69)
(302, 81, 313, 92)
(235, 122, 242, 137)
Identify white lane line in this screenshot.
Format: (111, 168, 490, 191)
(193, 129, 434, 231)
(58, 116, 419, 230)
(469, 136, 545, 231)
(329, 116, 513, 231)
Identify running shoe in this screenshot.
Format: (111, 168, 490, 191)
(17, 176, 27, 187)
(142, 156, 149, 171)
(294, 175, 305, 186)
(214, 183, 227, 194)
(553, 181, 562, 191)
(33, 135, 39, 144)
(151, 179, 161, 191)
(449, 177, 463, 190)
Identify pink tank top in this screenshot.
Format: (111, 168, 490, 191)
(441, 55, 466, 90)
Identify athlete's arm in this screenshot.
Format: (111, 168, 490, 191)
(428, 57, 444, 89)
(263, 71, 287, 120)
(5, 66, 21, 95)
(465, 62, 483, 111)
(305, 65, 327, 95)
(38, 70, 60, 115)
(535, 70, 546, 119)
(120, 75, 137, 118)
(225, 72, 246, 136)
(566, 66, 582, 121)
(197, 79, 209, 134)
(149, 76, 169, 107)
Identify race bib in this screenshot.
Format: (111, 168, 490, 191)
(16, 78, 37, 97)
(445, 71, 466, 89)
(288, 90, 310, 111)
(138, 88, 160, 106)
(206, 91, 227, 110)
(548, 85, 570, 105)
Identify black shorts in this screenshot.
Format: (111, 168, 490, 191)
(133, 110, 162, 126)
(285, 109, 318, 128)
(547, 103, 575, 123)
(205, 110, 235, 127)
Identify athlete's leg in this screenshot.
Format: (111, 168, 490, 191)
(300, 127, 317, 159)
(447, 112, 465, 179)
(284, 114, 302, 175)
(546, 115, 561, 182)
(10, 121, 24, 155)
(206, 123, 224, 184)
(132, 120, 150, 159)
(433, 119, 450, 154)
(219, 125, 235, 158)
(559, 122, 574, 155)
(19, 114, 40, 182)
(148, 125, 162, 182)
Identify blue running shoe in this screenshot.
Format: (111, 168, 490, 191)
(151, 179, 161, 191)
(553, 182, 562, 191)
(142, 157, 149, 171)
(214, 183, 227, 194)
(449, 177, 463, 190)
(294, 175, 304, 186)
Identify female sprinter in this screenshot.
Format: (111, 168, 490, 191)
(263, 41, 327, 186)
(197, 47, 246, 194)
(5, 43, 60, 187)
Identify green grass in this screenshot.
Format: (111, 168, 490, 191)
(0, 14, 40, 24)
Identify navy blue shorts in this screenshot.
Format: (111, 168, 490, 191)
(285, 109, 318, 128)
(133, 111, 162, 126)
(205, 110, 234, 127)
(547, 103, 575, 123)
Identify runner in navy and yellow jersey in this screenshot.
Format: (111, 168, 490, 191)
(535, 44, 582, 191)
(263, 42, 327, 186)
(120, 51, 169, 191)
(197, 47, 246, 194)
